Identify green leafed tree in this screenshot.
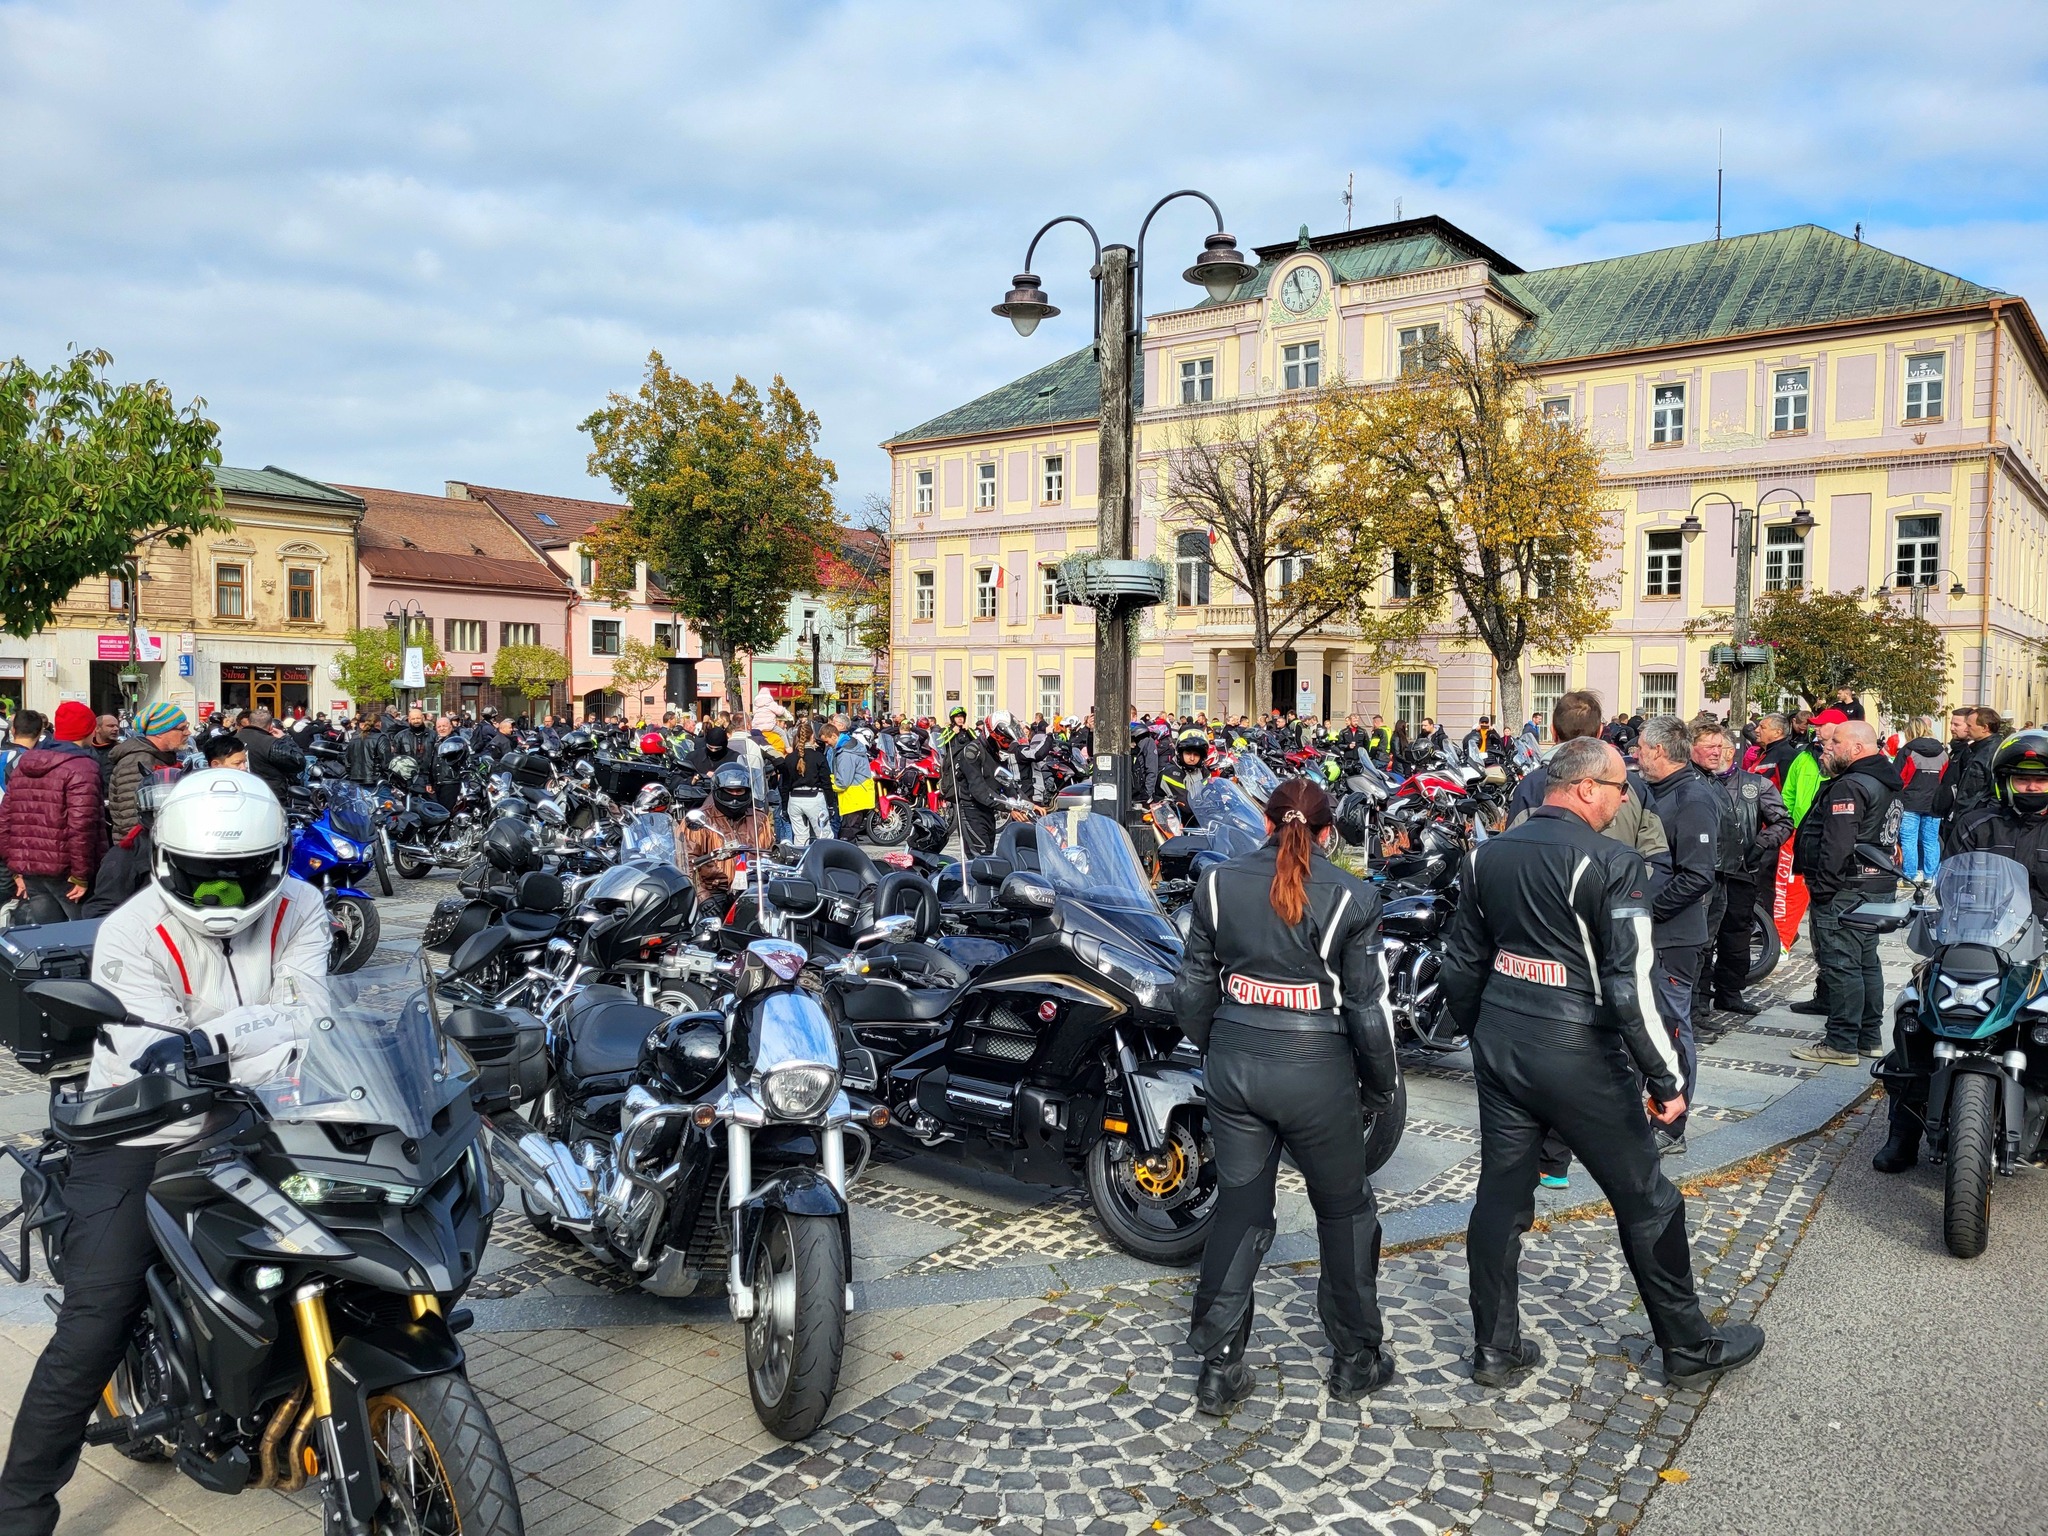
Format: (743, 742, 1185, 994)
(609, 635, 666, 718)
(0, 349, 228, 638)
(491, 643, 571, 708)
(580, 356, 836, 711)
(1696, 585, 1950, 719)
(333, 623, 444, 711)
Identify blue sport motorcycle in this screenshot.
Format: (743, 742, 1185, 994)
(289, 775, 381, 973)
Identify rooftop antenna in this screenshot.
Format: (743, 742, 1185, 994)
(1343, 172, 1354, 230)
(1715, 129, 1723, 242)
(1394, 196, 1402, 221)
(1854, 222, 1863, 244)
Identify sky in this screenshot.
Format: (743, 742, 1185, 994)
(4, 0, 2045, 512)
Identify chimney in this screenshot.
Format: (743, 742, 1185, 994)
(444, 481, 470, 500)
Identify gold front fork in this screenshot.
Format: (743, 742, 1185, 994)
(408, 1293, 442, 1321)
(291, 1284, 336, 1419)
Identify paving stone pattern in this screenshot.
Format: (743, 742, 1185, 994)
(636, 1100, 1871, 1536)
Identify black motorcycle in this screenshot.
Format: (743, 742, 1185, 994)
(0, 959, 520, 1535)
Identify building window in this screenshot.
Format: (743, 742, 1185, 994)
(1651, 384, 1686, 444)
(590, 619, 622, 656)
(1398, 324, 1440, 377)
(446, 618, 485, 653)
(1276, 554, 1305, 595)
(1763, 524, 1807, 590)
(1179, 358, 1215, 404)
(913, 569, 935, 621)
(653, 622, 676, 652)
(1282, 341, 1321, 391)
(578, 552, 595, 588)
(1904, 353, 1945, 421)
(973, 674, 995, 722)
(1393, 672, 1428, 731)
(1040, 566, 1062, 617)
(912, 676, 933, 718)
(1640, 670, 1679, 717)
(501, 622, 540, 648)
(1644, 530, 1683, 596)
(1038, 674, 1063, 720)
(1896, 515, 1941, 587)
(282, 567, 314, 621)
(1391, 552, 1414, 601)
(1175, 531, 1212, 607)
(914, 469, 934, 515)
(1176, 672, 1209, 718)
(1534, 547, 1565, 600)
(1042, 455, 1064, 504)
(1772, 369, 1810, 433)
(1531, 673, 1567, 740)
(215, 563, 245, 619)
(974, 566, 997, 620)
(976, 461, 997, 509)
(1541, 397, 1571, 423)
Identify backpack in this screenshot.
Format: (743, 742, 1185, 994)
(0, 744, 19, 796)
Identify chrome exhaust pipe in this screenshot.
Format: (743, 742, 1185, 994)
(481, 1118, 593, 1226)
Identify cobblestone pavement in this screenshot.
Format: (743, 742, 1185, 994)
(635, 1100, 1873, 1536)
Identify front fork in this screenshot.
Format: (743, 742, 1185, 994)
(291, 1284, 443, 1536)
(724, 1120, 849, 1320)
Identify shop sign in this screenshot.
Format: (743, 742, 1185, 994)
(331, 699, 348, 713)
(470, 662, 487, 677)
(400, 647, 425, 689)
(0, 659, 24, 680)
(199, 700, 217, 716)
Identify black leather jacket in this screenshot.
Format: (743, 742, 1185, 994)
(1708, 766, 1792, 877)
(1643, 764, 1721, 947)
(1946, 804, 2048, 919)
(1439, 807, 1684, 1103)
(1793, 752, 1903, 899)
(1174, 840, 1398, 1098)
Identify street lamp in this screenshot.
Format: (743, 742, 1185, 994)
(1688, 487, 1812, 724)
(995, 191, 1254, 819)
(1895, 569, 1968, 621)
(383, 599, 428, 710)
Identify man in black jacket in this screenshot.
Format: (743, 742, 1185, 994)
(1792, 721, 1903, 1065)
(236, 708, 304, 808)
(1636, 716, 1721, 1152)
(1440, 736, 1763, 1391)
(1691, 724, 1792, 1017)
(956, 714, 1017, 859)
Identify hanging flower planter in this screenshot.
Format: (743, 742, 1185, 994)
(1053, 554, 1169, 613)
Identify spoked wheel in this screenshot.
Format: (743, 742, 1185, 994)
(867, 801, 911, 846)
(1943, 1072, 1996, 1259)
(1747, 906, 1782, 985)
(745, 1209, 847, 1441)
(363, 1373, 524, 1536)
(394, 848, 435, 881)
(328, 894, 381, 974)
(1086, 1115, 1220, 1265)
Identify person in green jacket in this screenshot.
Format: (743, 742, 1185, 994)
(1784, 708, 1849, 1016)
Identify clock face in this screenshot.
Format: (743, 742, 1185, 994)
(1280, 266, 1322, 313)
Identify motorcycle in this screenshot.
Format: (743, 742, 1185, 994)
(289, 775, 381, 974)
(1, 958, 521, 1535)
(1873, 849, 2048, 1258)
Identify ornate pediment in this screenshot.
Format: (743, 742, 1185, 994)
(209, 536, 257, 555)
(275, 541, 330, 562)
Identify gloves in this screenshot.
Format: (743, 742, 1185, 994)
(129, 1029, 211, 1076)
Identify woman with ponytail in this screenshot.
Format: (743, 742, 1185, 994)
(1175, 776, 1402, 1416)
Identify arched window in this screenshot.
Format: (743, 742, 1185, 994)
(1175, 531, 1211, 607)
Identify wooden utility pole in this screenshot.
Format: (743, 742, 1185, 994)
(1093, 244, 1136, 781)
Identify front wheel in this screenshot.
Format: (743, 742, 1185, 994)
(1086, 1117, 1219, 1265)
(745, 1210, 847, 1441)
(373, 832, 396, 896)
(1943, 1071, 1997, 1259)
(866, 800, 911, 846)
(1362, 1075, 1408, 1177)
(394, 846, 435, 881)
(328, 894, 380, 974)
(362, 1372, 524, 1536)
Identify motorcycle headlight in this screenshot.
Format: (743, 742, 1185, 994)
(1071, 933, 1177, 1008)
(279, 1171, 420, 1208)
(759, 1064, 839, 1120)
(330, 838, 358, 860)
(1940, 975, 1999, 1012)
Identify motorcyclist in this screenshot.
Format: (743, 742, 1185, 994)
(1876, 731, 2048, 1172)
(1133, 717, 1170, 804)
(1161, 727, 1213, 822)
(0, 770, 330, 1536)
(956, 711, 1023, 859)
(686, 760, 776, 902)
(1176, 778, 1400, 1414)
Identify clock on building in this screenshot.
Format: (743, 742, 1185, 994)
(1279, 266, 1322, 313)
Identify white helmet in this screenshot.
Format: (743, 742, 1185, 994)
(152, 769, 290, 937)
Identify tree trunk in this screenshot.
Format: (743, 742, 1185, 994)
(1493, 654, 1524, 735)
(1251, 604, 1273, 720)
(707, 635, 741, 716)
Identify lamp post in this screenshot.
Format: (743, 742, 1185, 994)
(383, 599, 428, 712)
(1685, 488, 1815, 724)
(996, 192, 1254, 819)
(1897, 570, 1968, 623)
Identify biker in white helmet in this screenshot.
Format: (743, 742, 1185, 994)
(0, 768, 335, 1535)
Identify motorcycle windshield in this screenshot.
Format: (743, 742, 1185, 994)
(619, 811, 679, 866)
(1914, 852, 2037, 957)
(326, 782, 375, 843)
(1187, 778, 1267, 860)
(1036, 807, 1161, 915)
(247, 956, 473, 1140)
(1233, 752, 1279, 807)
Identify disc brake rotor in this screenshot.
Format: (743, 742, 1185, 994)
(1117, 1123, 1202, 1208)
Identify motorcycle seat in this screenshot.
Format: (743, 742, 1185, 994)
(502, 908, 560, 942)
(992, 821, 1040, 872)
(562, 987, 666, 1080)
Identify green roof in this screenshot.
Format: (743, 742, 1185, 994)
(1501, 224, 2003, 364)
(214, 464, 364, 508)
(1225, 226, 1502, 303)
(888, 345, 1106, 446)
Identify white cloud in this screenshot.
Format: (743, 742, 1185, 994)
(1, 0, 2042, 505)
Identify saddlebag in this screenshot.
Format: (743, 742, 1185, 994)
(444, 1005, 548, 1114)
(0, 920, 104, 1073)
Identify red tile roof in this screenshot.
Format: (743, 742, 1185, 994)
(358, 544, 571, 595)
(457, 482, 626, 550)
(342, 483, 568, 568)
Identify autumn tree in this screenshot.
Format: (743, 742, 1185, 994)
(1160, 402, 1345, 713)
(0, 349, 227, 638)
(1698, 585, 1949, 719)
(1294, 313, 1617, 728)
(609, 635, 668, 719)
(492, 642, 570, 710)
(581, 358, 835, 711)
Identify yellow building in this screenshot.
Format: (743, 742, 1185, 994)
(0, 465, 365, 722)
(885, 218, 2048, 729)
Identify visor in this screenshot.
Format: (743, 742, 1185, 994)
(161, 850, 284, 911)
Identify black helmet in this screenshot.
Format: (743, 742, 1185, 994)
(484, 817, 540, 874)
(1335, 790, 1374, 848)
(1992, 730, 2048, 816)
(710, 761, 754, 820)
(387, 752, 422, 787)
(436, 735, 470, 768)
(1175, 727, 1208, 765)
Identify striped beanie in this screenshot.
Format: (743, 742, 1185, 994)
(138, 701, 189, 737)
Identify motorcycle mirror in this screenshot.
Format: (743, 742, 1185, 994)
(24, 979, 137, 1038)
(996, 872, 1056, 915)
(855, 914, 918, 948)
(1840, 899, 1912, 933)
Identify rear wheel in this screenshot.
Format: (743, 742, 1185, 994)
(361, 1372, 524, 1536)
(328, 894, 380, 974)
(1747, 906, 1782, 985)
(1086, 1116, 1219, 1265)
(395, 847, 435, 881)
(745, 1209, 846, 1441)
(1943, 1071, 1996, 1259)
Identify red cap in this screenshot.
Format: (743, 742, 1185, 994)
(1811, 708, 1849, 726)
(53, 701, 95, 742)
